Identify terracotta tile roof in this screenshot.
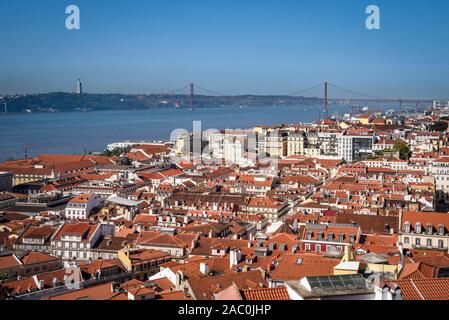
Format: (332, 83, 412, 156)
(401, 211, 449, 232)
(188, 270, 267, 300)
(80, 259, 124, 275)
(35, 269, 71, 288)
(152, 277, 174, 291)
(270, 253, 340, 281)
(4, 277, 38, 295)
(44, 282, 123, 300)
(336, 213, 399, 235)
(128, 286, 155, 297)
(399, 263, 427, 280)
(20, 225, 57, 240)
(169, 256, 231, 279)
(21, 252, 59, 265)
(241, 287, 290, 300)
(53, 222, 97, 241)
(120, 279, 144, 291)
(397, 278, 449, 300)
(0, 254, 22, 269)
(155, 290, 192, 300)
(69, 194, 93, 204)
(138, 233, 188, 249)
(127, 249, 171, 265)
(248, 197, 283, 209)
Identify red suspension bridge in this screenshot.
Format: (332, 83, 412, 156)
(164, 82, 435, 117)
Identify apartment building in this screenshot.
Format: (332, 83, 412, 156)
(430, 157, 449, 199)
(265, 132, 288, 158)
(64, 193, 103, 220)
(400, 211, 449, 253)
(50, 222, 114, 263)
(338, 135, 374, 162)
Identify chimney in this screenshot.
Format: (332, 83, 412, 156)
(398, 242, 404, 267)
(175, 272, 181, 290)
(343, 245, 353, 262)
(293, 219, 299, 232)
(199, 263, 210, 276)
(229, 248, 242, 269)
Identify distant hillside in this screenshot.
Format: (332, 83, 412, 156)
(0, 92, 321, 113)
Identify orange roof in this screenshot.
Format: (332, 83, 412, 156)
(241, 287, 290, 300)
(397, 278, 449, 300)
(248, 197, 282, 209)
(0, 254, 22, 269)
(21, 252, 59, 265)
(53, 223, 97, 241)
(270, 253, 340, 281)
(44, 282, 124, 300)
(69, 194, 93, 204)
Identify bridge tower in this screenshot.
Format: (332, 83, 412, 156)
(324, 81, 329, 119)
(189, 83, 194, 109)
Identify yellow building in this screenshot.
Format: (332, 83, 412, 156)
(354, 114, 375, 125)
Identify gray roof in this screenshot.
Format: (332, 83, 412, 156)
(106, 196, 141, 207)
(360, 252, 388, 264)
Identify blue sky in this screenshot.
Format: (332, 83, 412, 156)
(0, 0, 448, 99)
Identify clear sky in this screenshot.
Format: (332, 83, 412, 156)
(0, 0, 448, 99)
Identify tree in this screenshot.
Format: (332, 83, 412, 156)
(101, 146, 133, 157)
(429, 121, 448, 132)
(393, 142, 411, 160)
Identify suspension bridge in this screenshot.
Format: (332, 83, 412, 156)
(160, 81, 435, 117)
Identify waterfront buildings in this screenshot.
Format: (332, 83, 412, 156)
(2, 105, 449, 300)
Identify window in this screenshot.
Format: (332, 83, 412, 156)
(427, 225, 433, 235)
(316, 245, 321, 253)
(427, 239, 433, 247)
(439, 226, 445, 236)
(415, 238, 421, 246)
(439, 240, 445, 249)
(415, 223, 422, 234)
(404, 237, 410, 244)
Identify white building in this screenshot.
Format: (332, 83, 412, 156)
(338, 135, 374, 162)
(64, 193, 103, 220)
(107, 141, 162, 151)
(76, 79, 83, 94)
(207, 132, 251, 166)
(431, 157, 449, 199)
(51, 221, 114, 263)
(363, 158, 409, 171)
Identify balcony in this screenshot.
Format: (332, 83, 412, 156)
(412, 245, 447, 251)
